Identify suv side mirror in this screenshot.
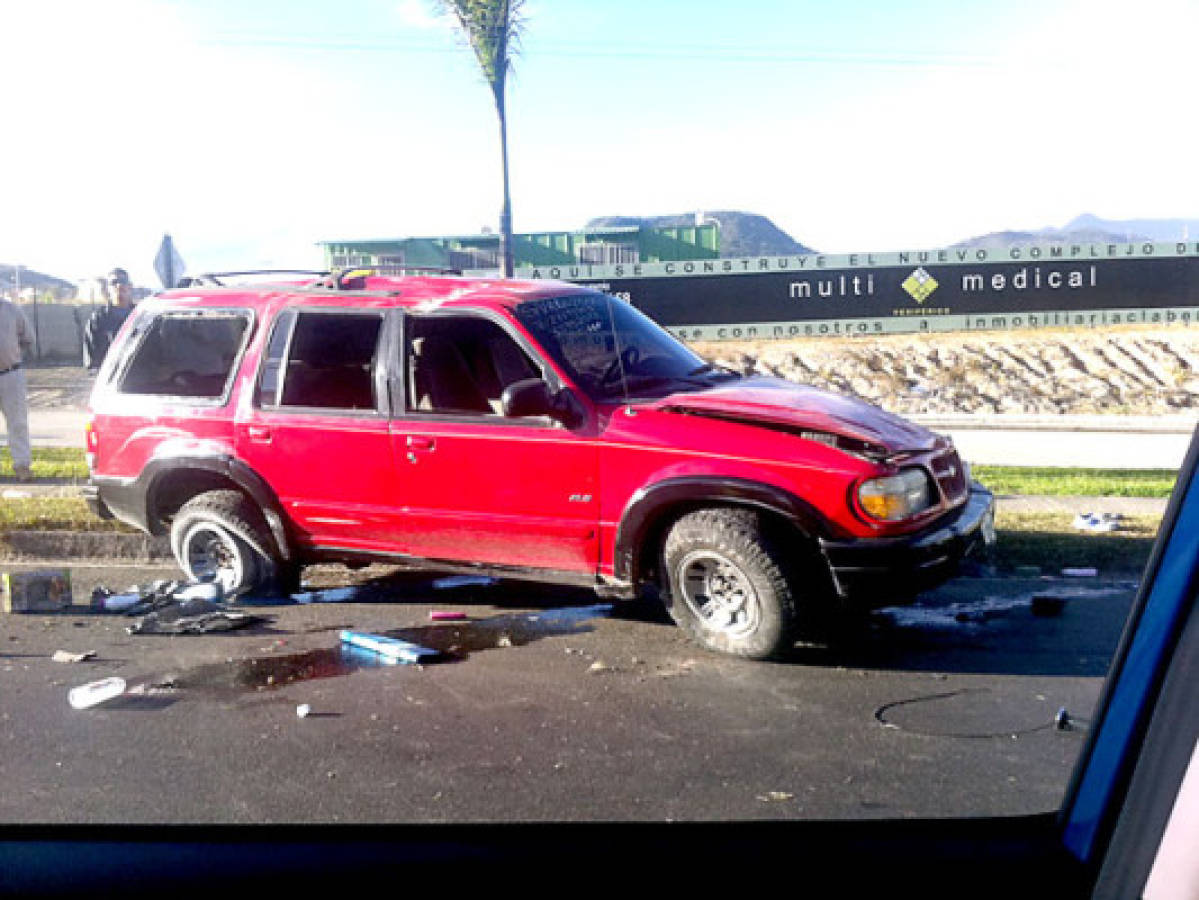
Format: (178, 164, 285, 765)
(501, 378, 555, 418)
(501, 378, 583, 428)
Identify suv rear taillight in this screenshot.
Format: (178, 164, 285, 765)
(85, 418, 98, 472)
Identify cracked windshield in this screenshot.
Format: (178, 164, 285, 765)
(0, 0, 1195, 828)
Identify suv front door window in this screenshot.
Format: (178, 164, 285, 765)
(390, 312, 600, 574)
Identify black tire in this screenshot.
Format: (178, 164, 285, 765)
(661, 507, 799, 660)
(170, 489, 289, 596)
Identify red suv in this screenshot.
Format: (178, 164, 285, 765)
(84, 271, 994, 659)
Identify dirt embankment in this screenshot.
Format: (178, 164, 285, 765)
(692, 325, 1199, 417)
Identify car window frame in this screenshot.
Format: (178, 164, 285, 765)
(110, 305, 255, 407)
(395, 306, 571, 429)
(253, 305, 390, 418)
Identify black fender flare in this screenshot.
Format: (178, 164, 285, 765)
(140, 454, 293, 562)
(612, 476, 833, 585)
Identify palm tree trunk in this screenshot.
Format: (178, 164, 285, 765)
(496, 95, 515, 278)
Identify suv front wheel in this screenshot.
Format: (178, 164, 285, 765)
(170, 490, 290, 596)
(661, 508, 799, 660)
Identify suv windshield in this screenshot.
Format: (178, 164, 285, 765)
(514, 292, 737, 401)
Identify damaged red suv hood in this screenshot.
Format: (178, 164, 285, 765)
(648, 376, 941, 455)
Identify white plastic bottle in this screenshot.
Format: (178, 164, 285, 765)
(68, 677, 127, 709)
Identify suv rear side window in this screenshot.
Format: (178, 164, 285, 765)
(258, 309, 383, 411)
(119, 312, 250, 398)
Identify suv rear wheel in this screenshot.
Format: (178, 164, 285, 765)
(170, 490, 289, 596)
(661, 507, 799, 660)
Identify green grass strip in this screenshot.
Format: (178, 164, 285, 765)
(0, 497, 134, 532)
(974, 466, 1177, 498)
(0, 447, 89, 480)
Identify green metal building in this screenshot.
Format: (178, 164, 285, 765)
(320, 223, 719, 274)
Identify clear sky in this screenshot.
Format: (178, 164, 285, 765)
(3, 0, 1197, 287)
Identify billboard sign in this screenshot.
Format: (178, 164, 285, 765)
(517, 241, 1199, 339)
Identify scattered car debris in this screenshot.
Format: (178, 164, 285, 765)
(756, 791, 795, 803)
(127, 597, 263, 635)
(338, 630, 439, 664)
(68, 676, 127, 709)
(432, 576, 498, 590)
(291, 587, 358, 604)
(881, 596, 1030, 629)
(88, 579, 261, 634)
(90, 588, 142, 612)
(173, 582, 224, 603)
(92, 579, 223, 615)
(51, 650, 96, 663)
(1072, 512, 1122, 533)
(2, 569, 72, 613)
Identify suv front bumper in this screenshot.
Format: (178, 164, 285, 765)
(819, 483, 996, 605)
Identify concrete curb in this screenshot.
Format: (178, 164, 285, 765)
(0, 530, 172, 563)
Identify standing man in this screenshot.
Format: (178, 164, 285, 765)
(0, 291, 34, 482)
(83, 268, 136, 372)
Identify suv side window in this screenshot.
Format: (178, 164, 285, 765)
(406, 314, 541, 416)
(119, 311, 250, 399)
(257, 309, 383, 411)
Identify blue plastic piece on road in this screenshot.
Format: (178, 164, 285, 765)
(338, 630, 438, 664)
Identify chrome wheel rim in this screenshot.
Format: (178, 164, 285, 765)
(677, 550, 761, 638)
(181, 522, 243, 593)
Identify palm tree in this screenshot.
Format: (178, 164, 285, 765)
(435, 0, 525, 277)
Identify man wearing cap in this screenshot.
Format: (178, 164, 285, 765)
(0, 291, 34, 481)
(83, 268, 137, 372)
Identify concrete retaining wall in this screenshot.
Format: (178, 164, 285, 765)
(16, 302, 105, 363)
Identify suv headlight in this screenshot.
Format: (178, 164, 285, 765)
(858, 469, 933, 521)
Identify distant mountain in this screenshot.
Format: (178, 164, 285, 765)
(0, 265, 76, 298)
(1062, 213, 1199, 242)
(953, 214, 1198, 249)
(586, 211, 814, 258)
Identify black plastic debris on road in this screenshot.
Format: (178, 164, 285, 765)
(126, 597, 264, 634)
(89, 578, 267, 635)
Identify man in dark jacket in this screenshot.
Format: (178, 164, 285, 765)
(83, 268, 136, 371)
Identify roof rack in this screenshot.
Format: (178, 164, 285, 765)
(317, 266, 464, 291)
(175, 270, 329, 288)
(173, 266, 465, 291)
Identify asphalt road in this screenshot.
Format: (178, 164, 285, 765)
(0, 560, 1138, 825)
